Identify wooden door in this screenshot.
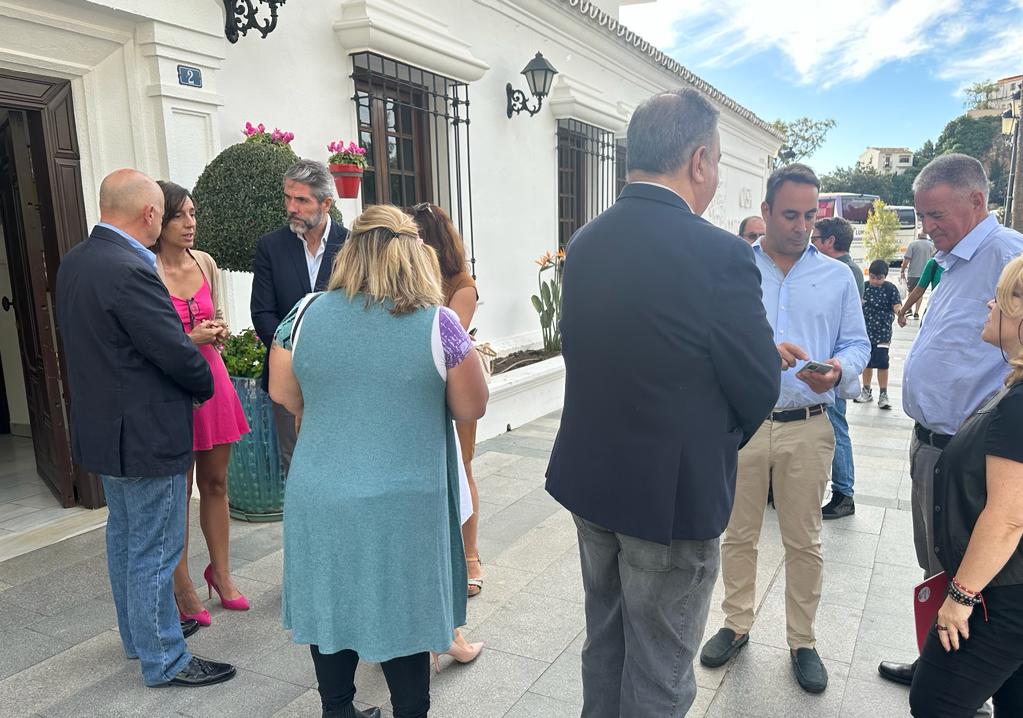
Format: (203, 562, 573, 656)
(0, 111, 75, 506)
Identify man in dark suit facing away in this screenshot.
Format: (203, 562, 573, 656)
(56, 169, 234, 687)
(250, 159, 347, 475)
(545, 89, 780, 717)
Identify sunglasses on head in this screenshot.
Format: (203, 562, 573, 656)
(411, 202, 434, 216)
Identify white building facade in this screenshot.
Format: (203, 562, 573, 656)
(858, 146, 914, 175)
(0, 0, 781, 505)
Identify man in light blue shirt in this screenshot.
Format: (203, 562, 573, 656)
(701, 164, 869, 695)
(879, 154, 1023, 691)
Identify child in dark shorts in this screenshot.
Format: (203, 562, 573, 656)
(854, 260, 903, 409)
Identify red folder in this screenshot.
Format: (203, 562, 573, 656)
(914, 571, 948, 652)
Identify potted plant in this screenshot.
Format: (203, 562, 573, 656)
(191, 122, 343, 521)
(327, 140, 367, 198)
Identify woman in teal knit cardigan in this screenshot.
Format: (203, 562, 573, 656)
(269, 204, 488, 718)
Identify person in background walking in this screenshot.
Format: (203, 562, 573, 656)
(270, 205, 487, 718)
(154, 181, 251, 627)
(812, 216, 862, 520)
(854, 259, 902, 410)
(898, 257, 944, 327)
(901, 232, 935, 319)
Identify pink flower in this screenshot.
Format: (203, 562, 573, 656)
(257, 123, 265, 133)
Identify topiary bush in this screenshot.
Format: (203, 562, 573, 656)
(192, 140, 342, 272)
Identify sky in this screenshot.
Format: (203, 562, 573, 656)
(618, 0, 1023, 174)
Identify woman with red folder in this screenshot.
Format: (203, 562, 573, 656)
(910, 256, 1023, 717)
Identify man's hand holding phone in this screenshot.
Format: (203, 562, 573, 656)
(796, 357, 843, 394)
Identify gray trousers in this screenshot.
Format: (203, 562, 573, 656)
(272, 400, 298, 478)
(574, 514, 719, 718)
(909, 434, 945, 579)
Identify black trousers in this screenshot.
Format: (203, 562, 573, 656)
(310, 645, 430, 718)
(910, 584, 1023, 717)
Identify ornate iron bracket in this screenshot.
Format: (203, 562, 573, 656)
(222, 0, 287, 44)
(506, 84, 544, 118)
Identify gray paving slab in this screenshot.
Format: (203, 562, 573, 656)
(0, 320, 946, 717)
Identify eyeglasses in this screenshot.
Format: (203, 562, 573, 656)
(810, 234, 823, 242)
(742, 232, 762, 241)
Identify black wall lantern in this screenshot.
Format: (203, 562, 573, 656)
(222, 0, 287, 44)
(506, 52, 559, 118)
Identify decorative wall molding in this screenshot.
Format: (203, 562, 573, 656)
(548, 73, 629, 133)
(334, 0, 489, 83)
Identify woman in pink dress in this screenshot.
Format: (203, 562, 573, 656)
(155, 181, 251, 627)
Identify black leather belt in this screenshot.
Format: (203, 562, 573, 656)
(915, 423, 952, 450)
(771, 404, 826, 423)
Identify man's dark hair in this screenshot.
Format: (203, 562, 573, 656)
(626, 89, 719, 176)
(814, 216, 853, 252)
(869, 259, 889, 277)
(765, 163, 820, 208)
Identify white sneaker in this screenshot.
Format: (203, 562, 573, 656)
(853, 387, 873, 403)
(878, 391, 891, 410)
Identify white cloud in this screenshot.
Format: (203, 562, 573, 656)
(619, 0, 1018, 90)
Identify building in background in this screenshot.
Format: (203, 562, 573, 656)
(0, 0, 781, 509)
(858, 146, 914, 175)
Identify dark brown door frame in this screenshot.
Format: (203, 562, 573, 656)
(0, 67, 99, 508)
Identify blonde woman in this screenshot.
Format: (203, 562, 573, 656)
(269, 205, 488, 718)
(910, 255, 1023, 717)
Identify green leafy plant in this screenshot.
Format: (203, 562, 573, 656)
(863, 199, 902, 263)
(192, 137, 342, 272)
(530, 248, 564, 353)
(220, 328, 265, 378)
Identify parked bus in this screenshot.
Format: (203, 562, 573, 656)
(817, 192, 916, 268)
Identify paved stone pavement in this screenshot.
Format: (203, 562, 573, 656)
(0, 322, 930, 717)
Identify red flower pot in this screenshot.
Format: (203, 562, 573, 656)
(329, 162, 363, 198)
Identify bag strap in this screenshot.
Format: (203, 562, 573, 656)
(290, 291, 324, 352)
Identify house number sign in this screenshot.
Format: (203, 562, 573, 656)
(177, 65, 203, 88)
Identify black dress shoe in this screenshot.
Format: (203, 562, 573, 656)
(822, 492, 855, 520)
(791, 647, 828, 693)
(323, 706, 381, 718)
(878, 660, 916, 686)
(180, 619, 200, 639)
(700, 628, 749, 667)
(168, 656, 236, 687)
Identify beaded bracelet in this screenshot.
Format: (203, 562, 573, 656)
(952, 577, 979, 597)
(947, 580, 982, 607)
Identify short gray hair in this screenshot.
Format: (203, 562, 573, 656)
(626, 88, 719, 175)
(283, 159, 335, 203)
(912, 153, 989, 201)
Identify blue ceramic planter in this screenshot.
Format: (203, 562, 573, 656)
(227, 376, 284, 521)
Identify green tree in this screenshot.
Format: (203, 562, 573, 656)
(914, 139, 937, 168)
(935, 115, 1000, 159)
(890, 168, 919, 206)
(771, 117, 837, 162)
(963, 79, 998, 110)
(820, 165, 893, 199)
(863, 199, 902, 262)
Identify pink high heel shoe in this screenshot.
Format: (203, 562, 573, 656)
(431, 639, 484, 673)
(179, 608, 212, 627)
(204, 564, 250, 611)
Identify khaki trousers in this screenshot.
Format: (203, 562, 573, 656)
(721, 412, 835, 649)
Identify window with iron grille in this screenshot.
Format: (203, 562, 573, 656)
(350, 52, 476, 272)
(556, 119, 616, 246)
(615, 140, 628, 199)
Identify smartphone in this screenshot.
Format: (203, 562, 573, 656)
(801, 360, 833, 374)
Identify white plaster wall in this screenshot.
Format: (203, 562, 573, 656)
(214, 0, 781, 348)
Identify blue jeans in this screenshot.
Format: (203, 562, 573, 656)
(827, 399, 854, 496)
(102, 474, 192, 686)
